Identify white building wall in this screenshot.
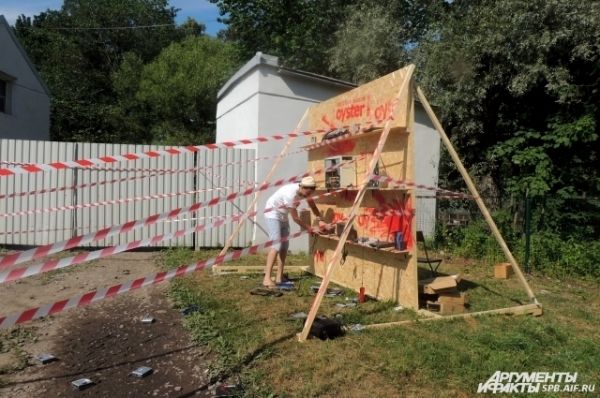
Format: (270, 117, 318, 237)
(0, 17, 50, 140)
(414, 105, 441, 237)
(215, 70, 260, 148)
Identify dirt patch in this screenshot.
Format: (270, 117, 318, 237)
(0, 252, 214, 397)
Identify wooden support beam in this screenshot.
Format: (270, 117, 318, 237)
(415, 86, 538, 303)
(363, 303, 543, 330)
(216, 109, 309, 258)
(298, 65, 415, 342)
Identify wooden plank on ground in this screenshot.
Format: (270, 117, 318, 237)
(214, 265, 308, 274)
(363, 303, 543, 330)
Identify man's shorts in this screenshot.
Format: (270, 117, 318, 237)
(265, 218, 290, 252)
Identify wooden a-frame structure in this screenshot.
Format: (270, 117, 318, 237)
(216, 64, 542, 341)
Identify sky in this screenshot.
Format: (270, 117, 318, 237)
(0, 0, 226, 36)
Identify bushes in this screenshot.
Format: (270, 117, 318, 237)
(527, 232, 600, 279)
(436, 219, 600, 279)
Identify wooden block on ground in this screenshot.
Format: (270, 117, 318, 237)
(419, 275, 460, 294)
(438, 291, 469, 305)
(439, 302, 466, 315)
(426, 299, 465, 315)
(494, 263, 513, 279)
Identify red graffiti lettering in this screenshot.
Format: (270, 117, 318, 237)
(314, 250, 325, 263)
(335, 103, 366, 122)
(374, 101, 392, 121)
(357, 193, 415, 247)
(321, 115, 336, 129)
(332, 212, 345, 223)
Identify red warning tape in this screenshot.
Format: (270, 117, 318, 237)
(0, 215, 228, 236)
(0, 149, 305, 174)
(0, 185, 248, 218)
(0, 157, 361, 269)
(0, 224, 329, 329)
(0, 121, 382, 178)
(371, 175, 473, 199)
(0, 189, 346, 285)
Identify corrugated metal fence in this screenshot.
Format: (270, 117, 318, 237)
(0, 139, 255, 248)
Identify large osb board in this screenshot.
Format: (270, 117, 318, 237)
(307, 65, 413, 138)
(306, 66, 418, 308)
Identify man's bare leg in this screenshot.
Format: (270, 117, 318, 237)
(275, 249, 287, 283)
(263, 249, 278, 287)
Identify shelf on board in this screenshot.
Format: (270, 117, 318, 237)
(313, 186, 411, 192)
(315, 234, 410, 255)
(302, 127, 386, 149)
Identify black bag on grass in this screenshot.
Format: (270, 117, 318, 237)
(310, 316, 344, 340)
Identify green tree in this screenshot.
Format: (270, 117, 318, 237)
(209, 0, 356, 74)
(14, 0, 181, 142)
(417, 0, 600, 237)
(135, 36, 241, 145)
(329, 0, 444, 83)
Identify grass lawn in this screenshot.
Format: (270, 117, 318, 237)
(157, 248, 600, 397)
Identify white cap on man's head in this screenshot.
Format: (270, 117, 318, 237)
(299, 176, 316, 188)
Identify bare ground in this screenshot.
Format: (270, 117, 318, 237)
(0, 252, 214, 398)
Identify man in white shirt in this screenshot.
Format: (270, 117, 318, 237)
(263, 176, 325, 288)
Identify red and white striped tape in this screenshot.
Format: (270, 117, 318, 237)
(0, 158, 360, 269)
(415, 194, 472, 200)
(0, 146, 288, 200)
(0, 121, 382, 178)
(80, 148, 307, 173)
(0, 189, 346, 284)
(0, 185, 247, 218)
(0, 135, 307, 177)
(0, 223, 336, 329)
(0, 215, 229, 236)
(0, 148, 306, 174)
(372, 175, 473, 199)
(0, 171, 255, 201)
(0, 171, 167, 200)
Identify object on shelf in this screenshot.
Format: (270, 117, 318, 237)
(368, 240, 395, 249)
(325, 156, 356, 189)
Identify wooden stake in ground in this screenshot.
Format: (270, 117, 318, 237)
(298, 65, 415, 342)
(216, 110, 309, 258)
(415, 86, 537, 303)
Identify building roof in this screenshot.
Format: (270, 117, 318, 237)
(217, 52, 355, 100)
(0, 15, 51, 97)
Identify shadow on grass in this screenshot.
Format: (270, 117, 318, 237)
(177, 332, 297, 398)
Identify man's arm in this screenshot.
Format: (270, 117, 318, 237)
(306, 199, 328, 231)
(289, 207, 312, 231)
(306, 198, 322, 220)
